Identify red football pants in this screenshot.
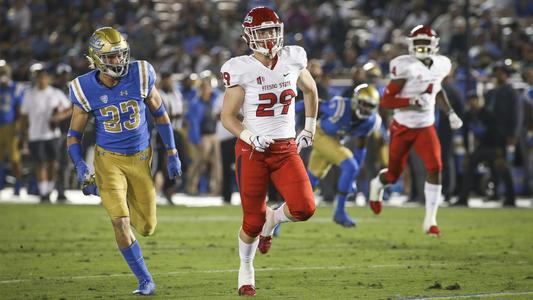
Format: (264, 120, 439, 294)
(235, 139, 315, 238)
(385, 120, 442, 183)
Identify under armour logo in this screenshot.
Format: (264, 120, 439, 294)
(100, 95, 108, 103)
(256, 76, 265, 85)
(120, 90, 128, 96)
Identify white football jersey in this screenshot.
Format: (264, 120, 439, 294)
(220, 46, 307, 139)
(389, 54, 451, 128)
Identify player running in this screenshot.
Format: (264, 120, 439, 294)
(220, 6, 318, 296)
(67, 27, 181, 295)
(368, 25, 463, 236)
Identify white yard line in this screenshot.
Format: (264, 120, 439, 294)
(405, 290, 533, 299)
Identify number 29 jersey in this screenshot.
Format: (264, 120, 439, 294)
(220, 46, 307, 139)
(69, 61, 155, 154)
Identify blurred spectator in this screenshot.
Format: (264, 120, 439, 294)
(214, 93, 236, 205)
(20, 64, 71, 203)
(0, 60, 24, 195)
(457, 92, 514, 206)
(52, 63, 73, 201)
(157, 72, 187, 203)
(7, 0, 31, 35)
(186, 72, 222, 195)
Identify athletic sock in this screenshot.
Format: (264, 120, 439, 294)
(38, 181, 47, 196)
(47, 181, 55, 194)
(273, 203, 291, 224)
(424, 182, 442, 228)
(238, 234, 258, 287)
(334, 194, 348, 215)
(120, 240, 152, 282)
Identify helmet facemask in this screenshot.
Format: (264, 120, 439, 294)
(408, 36, 439, 60)
(243, 23, 284, 58)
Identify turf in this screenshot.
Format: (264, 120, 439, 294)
(1, 204, 532, 299)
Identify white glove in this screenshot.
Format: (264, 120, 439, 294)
(296, 117, 317, 153)
(240, 129, 274, 152)
(251, 135, 275, 152)
(409, 94, 431, 109)
(296, 129, 314, 153)
(448, 110, 463, 129)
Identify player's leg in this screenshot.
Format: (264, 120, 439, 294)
(125, 147, 157, 237)
(369, 121, 413, 214)
(235, 140, 270, 296)
(94, 146, 155, 295)
(413, 126, 443, 235)
(10, 133, 22, 196)
(263, 141, 315, 248)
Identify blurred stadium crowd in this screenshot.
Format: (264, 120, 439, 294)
(0, 0, 532, 206)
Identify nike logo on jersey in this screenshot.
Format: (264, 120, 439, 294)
(283, 73, 290, 77)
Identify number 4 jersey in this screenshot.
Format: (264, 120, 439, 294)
(69, 61, 155, 154)
(221, 46, 307, 139)
(389, 54, 451, 128)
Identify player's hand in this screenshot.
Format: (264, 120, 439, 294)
(296, 129, 314, 153)
(82, 174, 99, 196)
(167, 154, 182, 179)
(251, 135, 274, 152)
(448, 111, 463, 129)
(74, 161, 91, 184)
(409, 94, 431, 109)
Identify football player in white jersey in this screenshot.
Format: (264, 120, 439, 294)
(220, 6, 318, 297)
(368, 25, 463, 236)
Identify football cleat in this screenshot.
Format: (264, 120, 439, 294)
(257, 235, 272, 254)
(132, 279, 156, 295)
(238, 285, 257, 296)
(333, 212, 356, 228)
(426, 225, 441, 237)
(369, 169, 387, 215)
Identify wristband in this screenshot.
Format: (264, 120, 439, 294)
(67, 129, 83, 140)
(239, 129, 255, 146)
(304, 117, 317, 135)
(152, 103, 167, 118)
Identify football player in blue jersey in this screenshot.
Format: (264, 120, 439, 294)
(0, 60, 23, 195)
(67, 27, 182, 295)
(308, 84, 381, 227)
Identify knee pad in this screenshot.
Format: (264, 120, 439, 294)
(289, 198, 316, 221)
(242, 214, 265, 238)
(139, 222, 156, 237)
(337, 158, 359, 193)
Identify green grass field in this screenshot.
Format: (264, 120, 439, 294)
(1, 204, 533, 299)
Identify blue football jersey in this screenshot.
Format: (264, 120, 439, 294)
(319, 96, 381, 138)
(69, 61, 156, 154)
(0, 82, 24, 125)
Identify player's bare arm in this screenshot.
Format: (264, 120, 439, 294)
(66, 105, 89, 147)
(436, 89, 463, 129)
(145, 86, 176, 156)
(296, 68, 318, 119)
(220, 85, 246, 138)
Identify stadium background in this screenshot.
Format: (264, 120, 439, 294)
(1, 1, 533, 299)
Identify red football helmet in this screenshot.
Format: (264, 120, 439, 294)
(407, 25, 439, 59)
(242, 6, 284, 58)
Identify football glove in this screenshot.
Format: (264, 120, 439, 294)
(74, 161, 91, 184)
(251, 135, 275, 152)
(409, 94, 431, 109)
(448, 111, 463, 129)
(82, 174, 99, 196)
(167, 154, 182, 179)
(296, 129, 314, 153)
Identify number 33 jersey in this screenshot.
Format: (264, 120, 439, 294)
(69, 61, 155, 154)
(389, 54, 451, 128)
(221, 46, 307, 139)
